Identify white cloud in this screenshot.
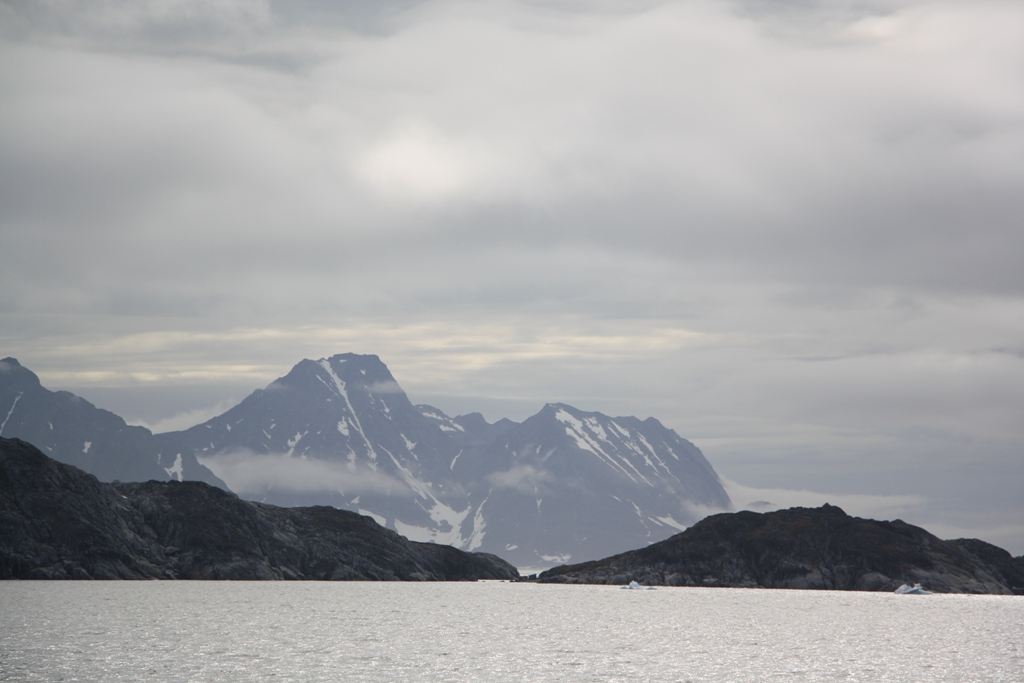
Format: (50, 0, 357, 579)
(128, 398, 238, 433)
(2, 0, 1023, 555)
(355, 122, 489, 201)
(487, 465, 552, 494)
(199, 449, 411, 497)
(365, 380, 407, 395)
(721, 478, 927, 523)
(2, 0, 273, 41)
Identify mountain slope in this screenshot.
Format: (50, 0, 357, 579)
(160, 355, 452, 467)
(156, 354, 484, 549)
(455, 403, 731, 566)
(0, 358, 223, 486)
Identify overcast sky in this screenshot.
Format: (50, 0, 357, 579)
(2, 0, 1022, 553)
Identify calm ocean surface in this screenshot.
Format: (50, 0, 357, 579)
(1, 581, 1021, 682)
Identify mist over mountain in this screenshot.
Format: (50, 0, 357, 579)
(1, 353, 731, 567)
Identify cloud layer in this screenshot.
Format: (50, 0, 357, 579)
(199, 449, 410, 497)
(2, 0, 1022, 552)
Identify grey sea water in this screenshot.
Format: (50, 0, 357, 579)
(1, 581, 1021, 682)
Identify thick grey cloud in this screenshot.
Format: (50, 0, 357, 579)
(2, 0, 1022, 552)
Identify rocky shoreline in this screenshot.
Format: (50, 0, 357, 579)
(6, 432, 1021, 593)
(538, 504, 1024, 594)
(0, 437, 517, 581)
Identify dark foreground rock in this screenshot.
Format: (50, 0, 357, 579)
(0, 437, 518, 581)
(538, 504, 1024, 594)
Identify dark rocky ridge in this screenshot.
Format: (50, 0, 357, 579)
(0, 437, 518, 581)
(538, 504, 1024, 594)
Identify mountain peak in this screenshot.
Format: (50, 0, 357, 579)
(316, 354, 396, 387)
(0, 358, 40, 387)
(272, 354, 401, 397)
(539, 402, 582, 418)
(326, 352, 382, 364)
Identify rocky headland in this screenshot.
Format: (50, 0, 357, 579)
(538, 504, 1024, 594)
(0, 437, 518, 581)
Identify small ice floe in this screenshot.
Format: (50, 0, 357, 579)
(621, 580, 656, 590)
(894, 583, 933, 595)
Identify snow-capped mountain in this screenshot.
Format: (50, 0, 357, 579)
(159, 355, 454, 469)
(157, 353, 731, 568)
(2, 352, 732, 568)
(154, 354, 483, 548)
(0, 357, 224, 486)
(456, 403, 731, 567)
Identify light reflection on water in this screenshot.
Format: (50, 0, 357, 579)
(1, 581, 1021, 682)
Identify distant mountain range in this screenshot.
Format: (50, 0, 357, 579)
(0, 358, 224, 486)
(0, 354, 731, 567)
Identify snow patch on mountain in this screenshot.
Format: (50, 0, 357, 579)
(654, 515, 688, 532)
(631, 501, 653, 537)
(286, 431, 306, 456)
(164, 453, 183, 481)
(359, 509, 387, 527)
(319, 358, 377, 461)
(382, 446, 431, 500)
(467, 496, 488, 551)
(417, 406, 466, 434)
(395, 497, 476, 548)
(554, 407, 651, 486)
(0, 392, 22, 435)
